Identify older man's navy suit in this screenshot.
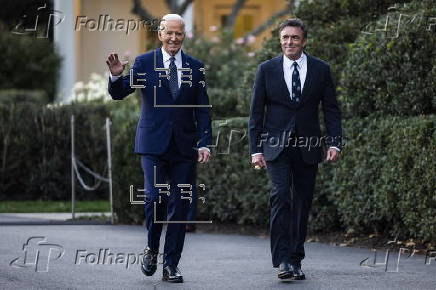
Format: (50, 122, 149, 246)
(108, 47, 211, 268)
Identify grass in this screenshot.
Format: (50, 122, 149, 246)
(0, 200, 110, 213)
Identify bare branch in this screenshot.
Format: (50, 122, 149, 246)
(225, 0, 247, 28)
(176, 0, 193, 15)
(244, 6, 291, 38)
(165, 0, 178, 13)
(131, 0, 155, 21)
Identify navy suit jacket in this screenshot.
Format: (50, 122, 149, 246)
(248, 53, 342, 164)
(108, 48, 212, 157)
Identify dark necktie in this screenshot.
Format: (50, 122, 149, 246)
(291, 62, 301, 103)
(169, 56, 178, 99)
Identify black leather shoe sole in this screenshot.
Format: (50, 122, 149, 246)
(294, 273, 305, 280)
(278, 271, 294, 280)
(162, 276, 184, 283)
(140, 264, 156, 276)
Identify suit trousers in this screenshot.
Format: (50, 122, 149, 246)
(141, 136, 196, 267)
(266, 144, 318, 267)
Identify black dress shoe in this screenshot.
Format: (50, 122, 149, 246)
(292, 264, 305, 280)
(162, 265, 183, 283)
(278, 262, 294, 280)
(140, 247, 157, 276)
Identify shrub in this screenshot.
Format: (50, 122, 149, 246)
(0, 30, 61, 101)
(111, 113, 435, 242)
(340, 0, 436, 117)
(0, 103, 109, 201)
(332, 115, 435, 241)
(0, 89, 48, 104)
(183, 31, 254, 118)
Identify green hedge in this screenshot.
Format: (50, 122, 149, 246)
(332, 115, 435, 241)
(0, 103, 109, 201)
(0, 30, 61, 102)
(183, 31, 254, 118)
(1, 99, 433, 241)
(340, 0, 436, 117)
(110, 113, 435, 241)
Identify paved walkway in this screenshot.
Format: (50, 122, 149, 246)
(0, 213, 111, 225)
(1, 225, 435, 290)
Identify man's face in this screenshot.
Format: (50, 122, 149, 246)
(158, 19, 185, 56)
(280, 26, 307, 60)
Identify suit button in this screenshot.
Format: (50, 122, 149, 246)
(204, 130, 208, 133)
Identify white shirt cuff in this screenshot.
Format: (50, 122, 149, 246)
(110, 73, 121, 82)
(329, 146, 340, 152)
(198, 147, 210, 152)
(251, 153, 263, 157)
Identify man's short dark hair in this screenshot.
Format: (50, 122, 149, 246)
(278, 18, 307, 39)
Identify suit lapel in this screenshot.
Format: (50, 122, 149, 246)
(300, 53, 315, 106)
(273, 56, 291, 102)
(154, 48, 171, 93)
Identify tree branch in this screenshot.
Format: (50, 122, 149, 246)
(225, 0, 247, 28)
(176, 0, 193, 15)
(244, 5, 291, 38)
(131, 0, 155, 21)
(165, 0, 178, 13)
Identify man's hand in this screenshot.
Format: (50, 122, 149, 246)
(251, 154, 267, 169)
(198, 148, 211, 163)
(106, 53, 128, 76)
(326, 147, 340, 162)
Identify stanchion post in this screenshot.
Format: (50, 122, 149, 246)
(71, 115, 76, 220)
(106, 117, 114, 224)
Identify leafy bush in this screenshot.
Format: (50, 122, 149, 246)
(0, 89, 48, 104)
(0, 30, 61, 101)
(340, 0, 436, 117)
(183, 31, 254, 118)
(332, 115, 435, 241)
(296, 0, 412, 81)
(111, 113, 435, 241)
(0, 103, 109, 201)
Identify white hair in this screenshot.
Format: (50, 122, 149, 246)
(159, 14, 185, 31)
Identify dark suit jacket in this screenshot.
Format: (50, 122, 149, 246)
(108, 48, 212, 157)
(248, 53, 342, 164)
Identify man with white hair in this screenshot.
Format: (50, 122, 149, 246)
(106, 14, 212, 283)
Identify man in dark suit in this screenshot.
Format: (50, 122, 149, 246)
(106, 14, 211, 283)
(248, 18, 342, 281)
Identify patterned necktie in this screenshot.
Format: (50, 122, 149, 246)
(291, 62, 301, 103)
(169, 56, 178, 99)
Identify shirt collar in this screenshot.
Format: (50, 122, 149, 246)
(161, 47, 182, 64)
(283, 52, 306, 69)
